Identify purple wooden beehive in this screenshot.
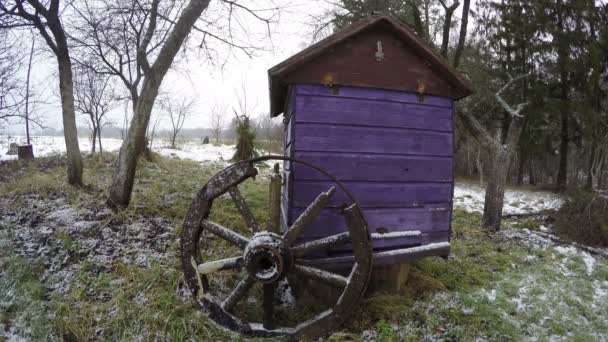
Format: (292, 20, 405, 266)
(268, 16, 473, 265)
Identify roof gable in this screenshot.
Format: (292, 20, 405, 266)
(268, 15, 473, 116)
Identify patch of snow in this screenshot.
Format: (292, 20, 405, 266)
(453, 182, 564, 214)
(554, 246, 596, 275)
(0, 135, 236, 164)
(0, 135, 124, 161)
(593, 281, 608, 300)
(370, 230, 421, 239)
(486, 289, 497, 302)
(154, 141, 234, 163)
(581, 253, 596, 276)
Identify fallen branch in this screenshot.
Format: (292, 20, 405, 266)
(501, 212, 551, 219)
(534, 230, 608, 258)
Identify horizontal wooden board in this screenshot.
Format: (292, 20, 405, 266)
(289, 204, 450, 237)
(292, 230, 450, 255)
(295, 84, 453, 108)
(294, 123, 453, 156)
(292, 152, 453, 182)
(291, 181, 452, 208)
(296, 95, 452, 132)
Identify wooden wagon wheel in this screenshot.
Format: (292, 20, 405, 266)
(180, 155, 372, 340)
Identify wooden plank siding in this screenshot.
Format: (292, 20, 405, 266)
(283, 84, 454, 251)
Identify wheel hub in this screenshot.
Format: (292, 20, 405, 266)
(243, 232, 291, 283)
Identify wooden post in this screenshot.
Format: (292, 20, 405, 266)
(269, 163, 282, 234)
(367, 263, 411, 295)
(17, 145, 34, 160)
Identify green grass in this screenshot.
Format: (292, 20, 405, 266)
(1, 155, 607, 341)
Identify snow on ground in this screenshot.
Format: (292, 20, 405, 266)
(400, 227, 608, 340)
(2, 135, 566, 214)
(453, 182, 564, 214)
(0, 135, 124, 161)
(153, 140, 234, 163)
(0, 135, 235, 163)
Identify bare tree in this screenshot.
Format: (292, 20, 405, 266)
(210, 103, 225, 144)
(74, 67, 115, 154)
(70, 0, 278, 208)
(161, 96, 195, 148)
(437, 0, 460, 58)
(0, 29, 24, 126)
(0, 0, 83, 185)
(459, 73, 530, 230)
(147, 112, 162, 152)
(256, 115, 282, 154)
(23, 36, 35, 146)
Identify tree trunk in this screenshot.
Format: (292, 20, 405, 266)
(107, 77, 160, 207)
(98, 122, 103, 154)
(585, 137, 597, 190)
(476, 148, 483, 186)
(440, 1, 459, 58)
(91, 125, 97, 153)
(482, 147, 510, 231)
(529, 159, 536, 185)
(171, 131, 177, 149)
(452, 0, 470, 68)
(106, 0, 212, 208)
(57, 48, 83, 186)
(25, 38, 35, 146)
(554, 2, 569, 193)
(555, 104, 569, 192)
(516, 148, 526, 185)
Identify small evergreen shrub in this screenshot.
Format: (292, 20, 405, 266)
(554, 191, 608, 247)
(202, 136, 209, 144)
(231, 116, 258, 162)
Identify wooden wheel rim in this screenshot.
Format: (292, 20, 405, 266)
(180, 156, 373, 340)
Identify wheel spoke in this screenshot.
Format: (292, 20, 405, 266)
(222, 276, 255, 312)
(291, 232, 351, 258)
(292, 264, 348, 288)
(197, 257, 242, 275)
(283, 186, 336, 245)
(263, 283, 276, 330)
(228, 186, 260, 233)
(201, 220, 249, 249)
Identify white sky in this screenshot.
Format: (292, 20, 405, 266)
(7, 0, 334, 132)
(5, 0, 482, 133)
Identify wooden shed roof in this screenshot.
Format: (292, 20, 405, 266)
(268, 15, 474, 116)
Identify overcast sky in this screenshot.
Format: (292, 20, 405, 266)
(5, 0, 334, 133)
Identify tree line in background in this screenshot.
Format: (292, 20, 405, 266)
(1, 0, 606, 231)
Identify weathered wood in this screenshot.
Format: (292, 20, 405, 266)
(182, 157, 374, 340)
(291, 232, 351, 257)
(228, 186, 260, 233)
(197, 257, 242, 274)
(269, 16, 473, 115)
(269, 163, 282, 234)
(201, 220, 249, 249)
(296, 97, 453, 132)
(292, 181, 452, 208)
(17, 145, 34, 160)
(290, 205, 450, 238)
(293, 264, 348, 288)
(295, 123, 453, 156)
(367, 263, 411, 294)
(283, 186, 336, 245)
(292, 152, 453, 182)
(263, 283, 276, 330)
(222, 276, 255, 312)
